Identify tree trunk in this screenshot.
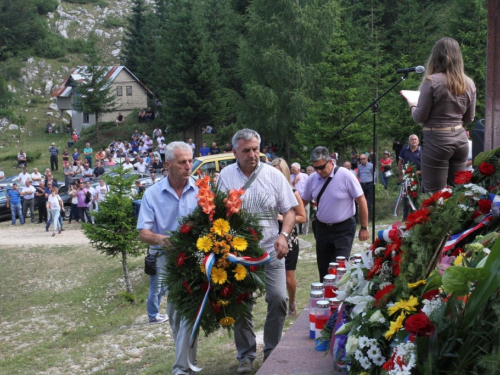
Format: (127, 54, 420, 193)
(95, 114, 100, 143)
(121, 250, 133, 293)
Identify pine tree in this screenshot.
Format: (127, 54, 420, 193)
(73, 38, 117, 143)
(235, 0, 337, 159)
(82, 166, 144, 293)
(155, 0, 223, 149)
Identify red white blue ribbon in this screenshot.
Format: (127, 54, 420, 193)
(188, 251, 271, 372)
(442, 215, 492, 253)
(377, 222, 402, 242)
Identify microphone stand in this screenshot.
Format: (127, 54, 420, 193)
(333, 73, 409, 241)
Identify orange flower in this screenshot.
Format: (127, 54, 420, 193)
(225, 188, 245, 217)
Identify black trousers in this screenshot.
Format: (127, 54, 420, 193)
(50, 155, 58, 171)
(361, 181, 374, 220)
(315, 217, 357, 282)
(37, 200, 47, 222)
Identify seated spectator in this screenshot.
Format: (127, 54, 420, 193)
(116, 148, 127, 158)
(17, 149, 27, 167)
(131, 129, 140, 141)
(199, 142, 210, 157)
(105, 155, 116, 166)
(116, 112, 125, 127)
(223, 142, 232, 153)
(93, 161, 105, 178)
(149, 157, 163, 174)
(140, 132, 148, 143)
(153, 127, 161, 139)
(46, 121, 53, 134)
(116, 140, 125, 152)
(202, 125, 213, 134)
(145, 107, 155, 122)
(122, 157, 134, 171)
(210, 142, 221, 155)
(73, 160, 83, 176)
(156, 132, 165, 145)
(138, 109, 146, 124)
(95, 148, 106, 164)
(71, 131, 78, 142)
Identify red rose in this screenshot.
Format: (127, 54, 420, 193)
(210, 301, 221, 314)
(249, 266, 258, 272)
(404, 312, 434, 336)
(237, 292, 251, 304)
(479, 162, 495, 176)
(182, 281, 193, 295)
(220, 284, 234, 298)
(176, 252, 187, 267)
(478, 199, 492, 214)
(180, 222, 193, 234)
(412, 191, 418, 198)
(422, 289, 439, 300)
(374, 284, 395, 307)
(406, 166, 413, 173)
(454, 170, 473, 184)
(412, 180, 418, 186)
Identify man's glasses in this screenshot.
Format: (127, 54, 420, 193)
(314, 161, 329, 171)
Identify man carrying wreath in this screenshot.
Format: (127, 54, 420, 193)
(217, 128, 298, 374)
(137, 141, 199, 375)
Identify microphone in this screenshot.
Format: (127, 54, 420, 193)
(396, 66, 425, 74)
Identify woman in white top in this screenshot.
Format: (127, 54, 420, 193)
(46, 188, 64, 236)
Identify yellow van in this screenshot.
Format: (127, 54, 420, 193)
(191, 153, 267, 176)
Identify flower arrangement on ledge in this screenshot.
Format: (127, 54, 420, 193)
(324, 147, 500, 374)
(163, 173, 272, 337)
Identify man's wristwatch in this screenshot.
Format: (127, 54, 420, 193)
(280, 231, 291, 241)
(360, 227, 368, 230)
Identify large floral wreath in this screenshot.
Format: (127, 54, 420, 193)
(163, 173, 272, 338)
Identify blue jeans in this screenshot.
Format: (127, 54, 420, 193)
(380, 171, 390, 190)
(47, 209, 63, 231)
(147, 250, 166, 320)
(10, 203, 24, 225)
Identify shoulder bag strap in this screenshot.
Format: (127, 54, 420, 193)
(316, 166, 339, 207)
(242, 162, 264, 191)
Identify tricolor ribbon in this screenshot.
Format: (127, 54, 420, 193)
(188, 251, 271, 372)
(377, 222, 402, 243)
(442, 215, 492, 253)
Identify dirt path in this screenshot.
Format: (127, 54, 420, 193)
(0, 221, 91, 247)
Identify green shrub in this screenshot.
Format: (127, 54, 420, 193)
(0, 150, 42, 163)
(58, 57, 70, 63)
(33, 33, 67, 59)
(67, 38, 88, 53)
(34, 0, 58, 15)
(96, 0, 109, 8)
(104, 17, 125, 28)
(0, 108, 14, 119)
(0, 60, 23, 80)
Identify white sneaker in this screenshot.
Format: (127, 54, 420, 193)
(149, 315, 168, 324)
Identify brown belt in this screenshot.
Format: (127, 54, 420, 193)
(423, 125, 463, 132)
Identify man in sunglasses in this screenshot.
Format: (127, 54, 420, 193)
(301, 146, 369, 281)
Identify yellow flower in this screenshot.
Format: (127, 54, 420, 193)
(200, 263, 206, 274)
(211, 267, 228, 285)
(220, 316, 235, 326)
(196, 236, 214, 253)
(212, 219, 230, 236)
(217, 299, 230, 306)
(388, 295, 419, 316)
(408, 279, 426, 289)
(454, 254, 464, 266)
(232, 237, 248, 251)
(233, 264, 247, 281)
(384, 312, 406, 340)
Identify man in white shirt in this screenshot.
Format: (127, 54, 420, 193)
(290, 162, 309, 235)
(18, 168, 31, 185)
(95, 179, 109, 203)
(31, 168, 42, 187)
(156, 132, 165, 145)
(82, 164, 93, 182)
(134, 158, 148, 173)
(187, 138, 196, 156)
(116, 141, 125, 152)
(122, 157, 135, 171)
(21, 179, 36, 223)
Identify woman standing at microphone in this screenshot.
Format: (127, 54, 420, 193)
(407, 37, 476, 194)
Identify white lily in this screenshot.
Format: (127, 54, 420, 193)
(345, 295, 375, 315)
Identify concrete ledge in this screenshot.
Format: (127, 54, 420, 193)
(256, 308, 333, 375)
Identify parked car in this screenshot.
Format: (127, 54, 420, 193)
(191, 153, 267, 176)
(0, 175, 22, 189)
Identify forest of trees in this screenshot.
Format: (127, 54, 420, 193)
(120, 0, 487, 160)
(0, 0, 488, 159)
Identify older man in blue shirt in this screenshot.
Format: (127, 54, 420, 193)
(137, 141, 199, 375)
